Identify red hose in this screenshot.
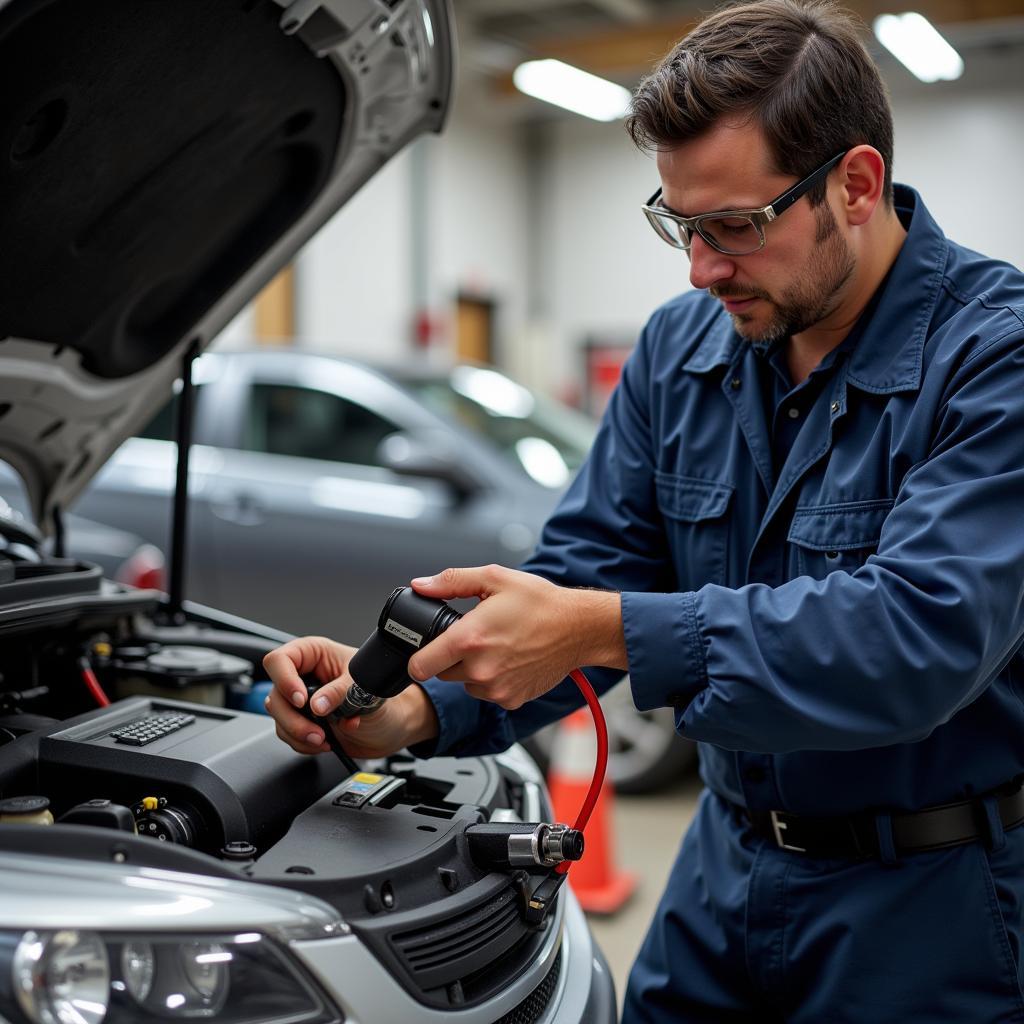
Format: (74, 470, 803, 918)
(80, 661, 111, 707)
(556, 667, 608, 875)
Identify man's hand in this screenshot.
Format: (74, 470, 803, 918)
(406, 566, 626, 709)
(263, 636, 439, 759)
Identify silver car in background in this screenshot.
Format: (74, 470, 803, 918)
(76, 351, 593, 640)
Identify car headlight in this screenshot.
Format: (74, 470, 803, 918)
(0, 930, 338, 1024)
(120, 941, 154, 1004)
(12, 930, 110, 1024)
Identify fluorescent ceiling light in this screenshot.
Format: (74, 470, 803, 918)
(873, 12, 964, 83)
(513, 59, 632, 121)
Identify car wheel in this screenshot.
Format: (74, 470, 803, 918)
(523, 676, 697, 795)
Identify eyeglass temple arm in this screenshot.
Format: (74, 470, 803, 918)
(770, 151, 846, 218)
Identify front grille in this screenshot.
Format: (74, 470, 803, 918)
(495, 948, 563, 1024)
(355, 874, 554, 1009)
(391, 882, 522, 990)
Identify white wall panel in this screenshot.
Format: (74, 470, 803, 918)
(892, 94, 1024, 271)
(428, 96, 532, 372)
(295, 149, 414, 359)
(278, 76, 531, 369)
(544, 116, 689, 363)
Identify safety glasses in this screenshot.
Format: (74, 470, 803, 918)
(641, 151, 846, 256)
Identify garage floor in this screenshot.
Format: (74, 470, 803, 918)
(581, 775, 703, 1011)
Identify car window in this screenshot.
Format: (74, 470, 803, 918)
(136, 396, 178, 441)
(241, 383, 400, 466)
(135, 382, 214, 442)
(400, 367, 597, 488)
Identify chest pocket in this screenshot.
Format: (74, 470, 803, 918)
(655, 472, 734, 589)
(787, 498, 895, 580)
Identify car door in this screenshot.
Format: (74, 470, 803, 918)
(203, 361, 513, 641)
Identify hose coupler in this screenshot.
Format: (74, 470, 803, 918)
(337, 682, 386, 718)
(465, 821, 584, 872)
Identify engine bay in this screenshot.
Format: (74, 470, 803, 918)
(0, 561, 559, 1011)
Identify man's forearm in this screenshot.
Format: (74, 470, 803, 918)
(571, 589, 629, 672)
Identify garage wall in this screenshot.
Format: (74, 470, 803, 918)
(289, 79, 531, 368)
(295, 149, 415, 357)
(538, 87, 1024, 381)
(427, 97, 532, 373)
(539, 115, 676, 379)
(891, 93, 1024, 271)
(230, 73, 1023, 400)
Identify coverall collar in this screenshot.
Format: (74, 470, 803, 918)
(681, 184, 945, 395)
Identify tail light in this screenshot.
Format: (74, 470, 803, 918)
(115, 543, 166, 592)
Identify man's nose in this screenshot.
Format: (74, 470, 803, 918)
(688, 233, 737, 291)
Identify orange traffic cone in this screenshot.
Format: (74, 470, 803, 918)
(547, 708, 637, 914)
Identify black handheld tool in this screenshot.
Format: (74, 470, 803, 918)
(338, 586, 462, 718)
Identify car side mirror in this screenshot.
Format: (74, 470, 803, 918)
(376, 432, 481, 500)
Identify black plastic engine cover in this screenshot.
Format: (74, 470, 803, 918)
(24, 696, 347, 851)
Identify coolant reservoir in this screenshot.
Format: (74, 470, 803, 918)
(0, 795, 54, 825)
(106, 645, 252, 706)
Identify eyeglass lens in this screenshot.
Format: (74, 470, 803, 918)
(649, 211, 763, 255)
(697, 215, 762, 254)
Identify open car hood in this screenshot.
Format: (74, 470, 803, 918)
(0, 0, 454, 535)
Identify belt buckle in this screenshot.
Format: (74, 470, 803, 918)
(770, 810, 807, 852)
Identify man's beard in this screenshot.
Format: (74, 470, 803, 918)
(714, 203, 856, 346)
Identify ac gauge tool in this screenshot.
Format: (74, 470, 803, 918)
(340, 586, 461, 718)
(308, 585, 609, 925)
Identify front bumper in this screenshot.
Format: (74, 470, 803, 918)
(292, 886, 616, 1024)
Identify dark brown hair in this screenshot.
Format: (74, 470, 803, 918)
(625, 0, 894, 205)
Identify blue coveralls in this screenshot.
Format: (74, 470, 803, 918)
(415, 186, 1024, 1021)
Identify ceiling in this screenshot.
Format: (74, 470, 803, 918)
(453, 0, 1024, 115)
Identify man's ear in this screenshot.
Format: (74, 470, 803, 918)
(837, 146, 886, 227)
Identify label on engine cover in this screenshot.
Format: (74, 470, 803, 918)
(332, 772, 401, 809)
(384, 618, 423, 647)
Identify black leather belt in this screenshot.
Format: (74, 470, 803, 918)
(741, 781, 1024, 858)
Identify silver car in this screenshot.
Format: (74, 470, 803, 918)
(0, 1, 615, 1022)
(73, 351, 595, 642)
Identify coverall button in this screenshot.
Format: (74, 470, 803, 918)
(787, 407, 801, 419)
(730, 377, 742, 390)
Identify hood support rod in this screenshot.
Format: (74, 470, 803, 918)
(52, 507, 65, 560)
(166, 340, 200, 624)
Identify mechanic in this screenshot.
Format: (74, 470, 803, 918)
(264, 1, 1024, 1019)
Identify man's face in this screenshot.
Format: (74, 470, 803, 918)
(655, 122, 855, 345)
